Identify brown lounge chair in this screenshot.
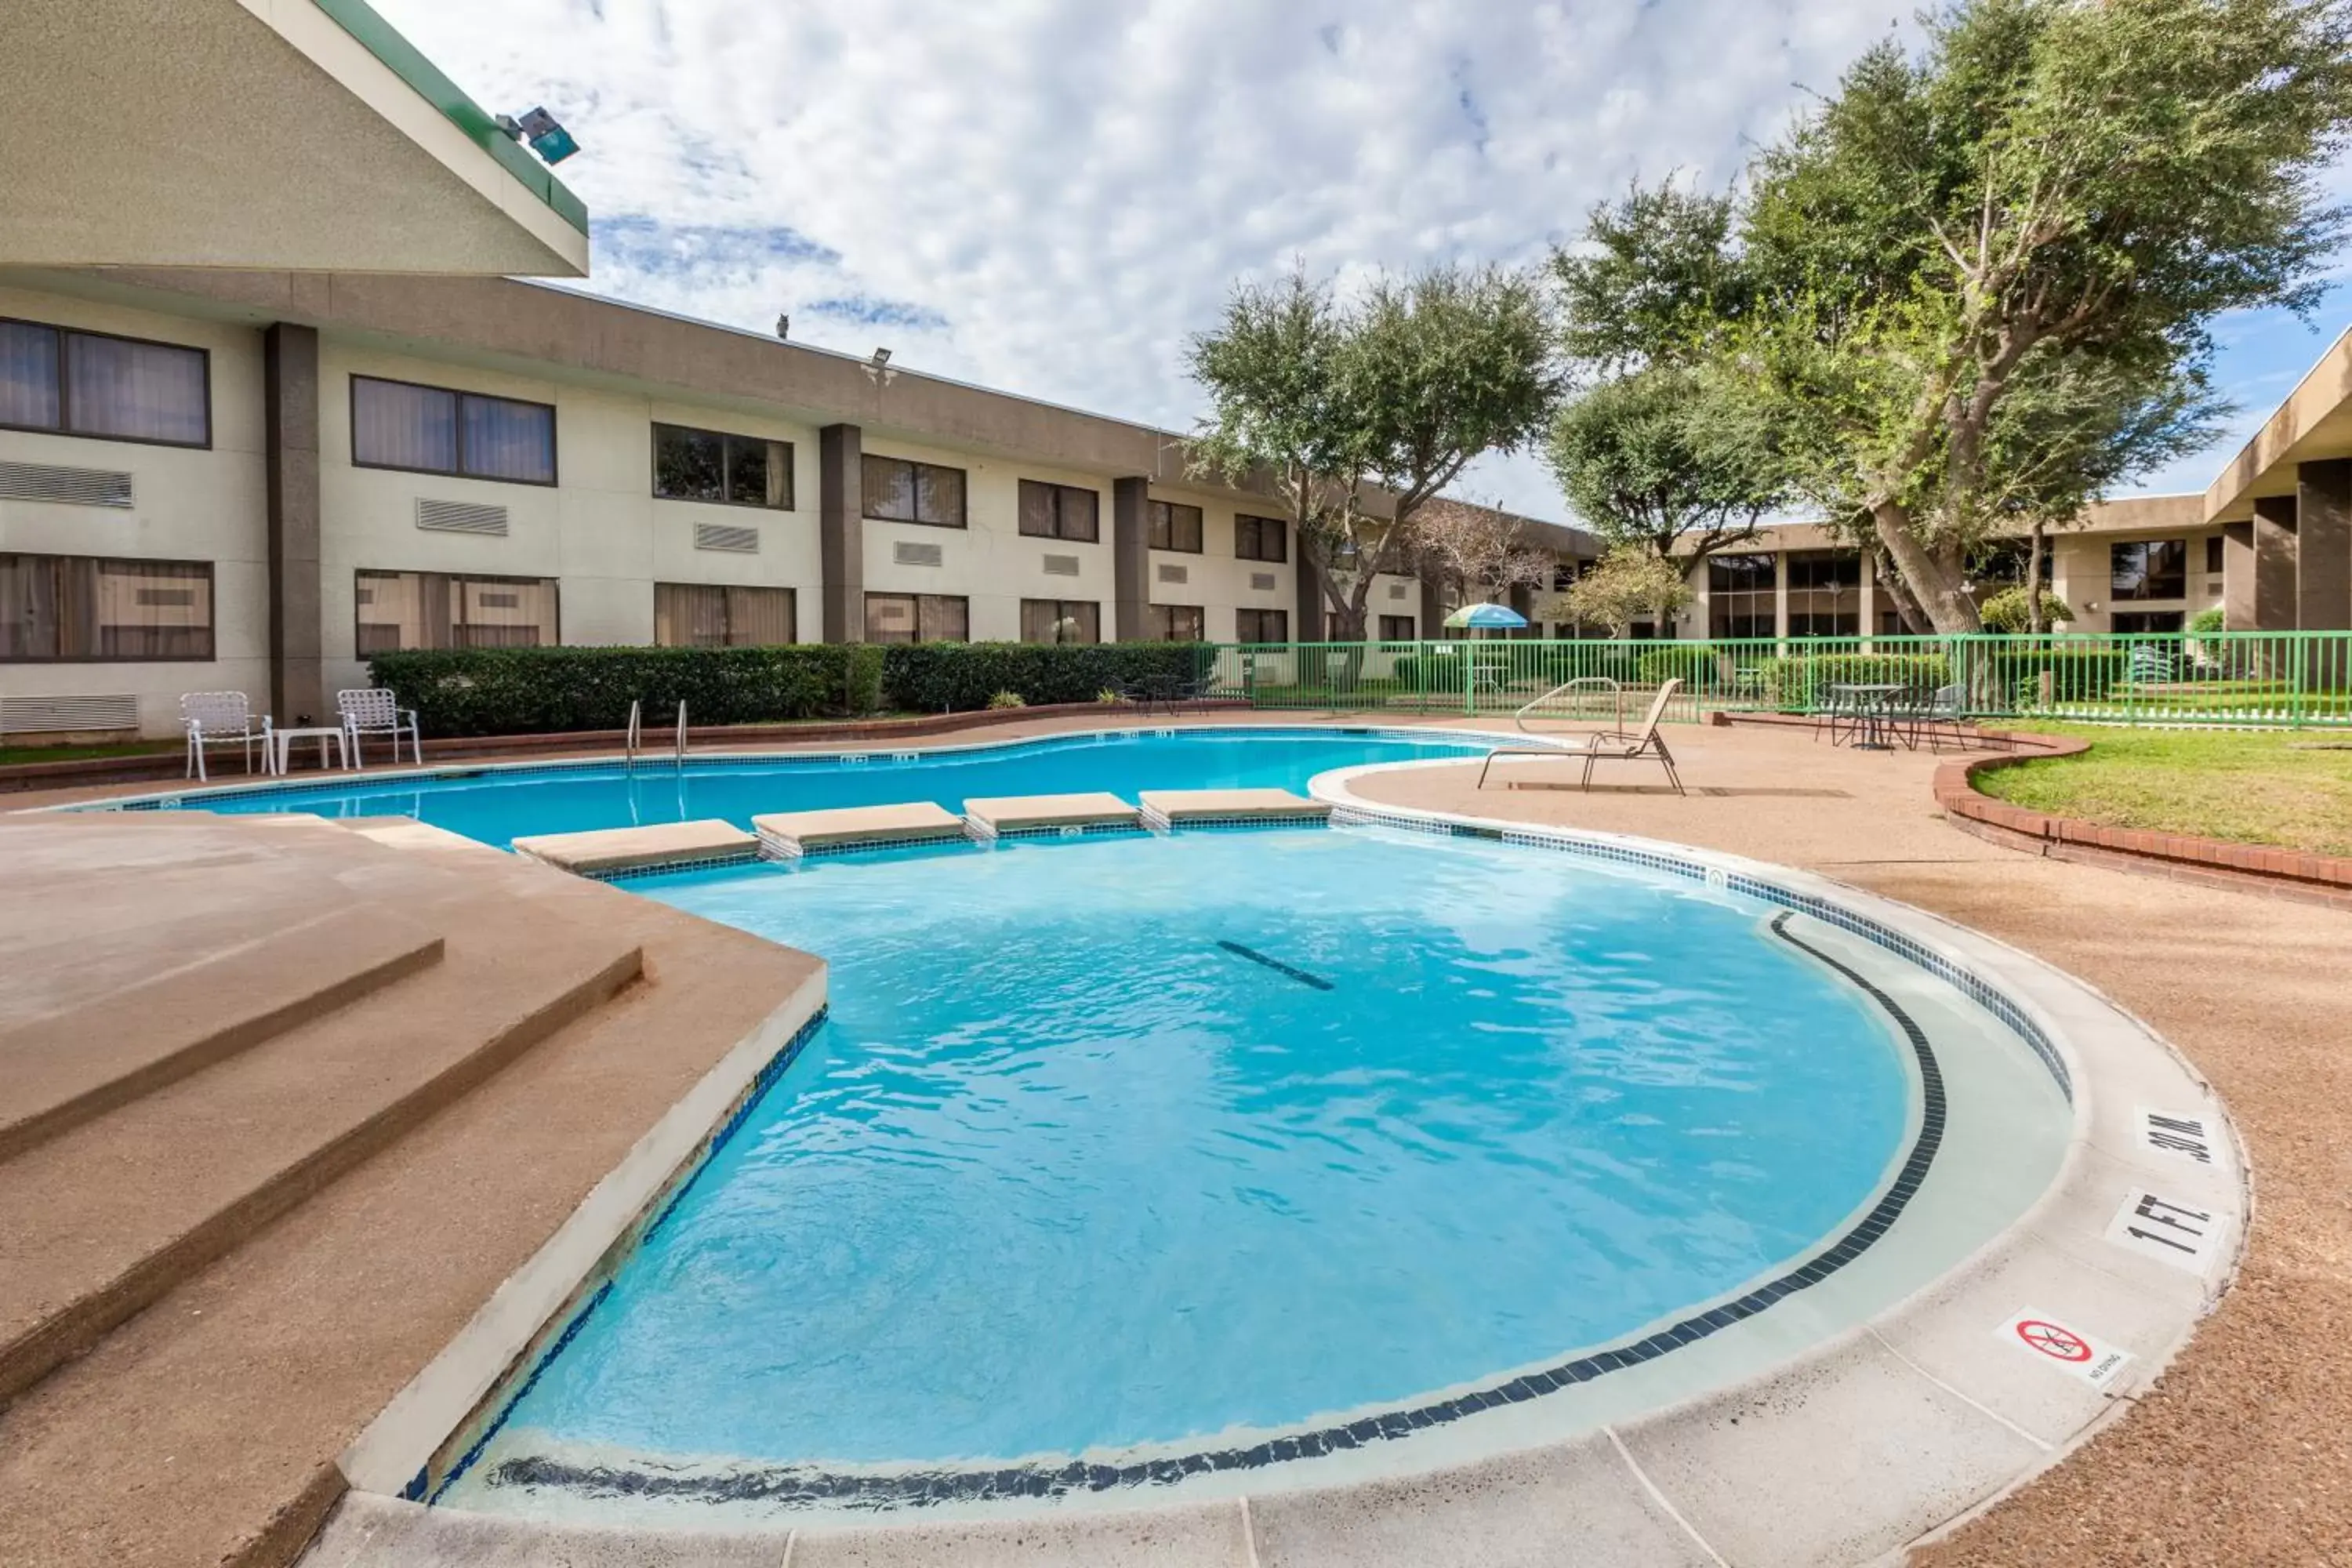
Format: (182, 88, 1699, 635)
(1476, 679, 1685, 795)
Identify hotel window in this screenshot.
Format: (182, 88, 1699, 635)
(0, 318, 210, 447)
(862, 455, 967, 528)
(351, 376, 555, 485)
(865, 591, 967, 644)
(1787, 550, 1860, 637)
(652, 425, 793, 510)
(1146, 604, 1204, 641)
(0, 554, 214, 661)
(2112, 539, 2187, 601)
(2205, 535, 2225, 574)
(1020, 598, 1100, 644)
(1708, 552, 1777, 639)
(2111, 610, 2185, 634)
(1379, 614, 1416, 641)
(354, 570, 558, 653)
(1149, 500, 1203, 553)
(1971, 539, 2053, 587)
(1235, 514, 1287, 563)
(1236, 607, 1288, 643)
(653, 583, 796, 647)
(1018, 480, 1099, 543)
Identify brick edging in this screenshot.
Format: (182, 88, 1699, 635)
(1932, 731, 2352, 908)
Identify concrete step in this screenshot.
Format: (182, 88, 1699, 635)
(0, 910, 643, 1406)
(0, 906, 446, 1165)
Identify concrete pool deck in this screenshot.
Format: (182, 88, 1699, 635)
(2, 711, 2344, 1564)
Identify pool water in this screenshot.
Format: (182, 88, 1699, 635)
(488, 826, 1914, 1470)
(181, 730, 1495, 848)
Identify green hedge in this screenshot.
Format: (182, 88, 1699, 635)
(1751, 652, 1951, 710)
(1390, 641, 1648, 691)
(365, 644, 887, 737)
(881, 642, 1210, 712)
(366, 641, 1218, 736)
(1982, 643, 2132, 706)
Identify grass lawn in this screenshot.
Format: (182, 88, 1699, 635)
(1980, 724, 2352, 858)
(0, 740, 178, 768)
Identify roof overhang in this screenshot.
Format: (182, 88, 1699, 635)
(2203, 324, 2352, 523)
(0, 0, 588, 276)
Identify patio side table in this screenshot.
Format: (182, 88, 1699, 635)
(270, 725, 352, 777)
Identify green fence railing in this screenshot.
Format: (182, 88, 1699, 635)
(1195, 630, 2352, 729)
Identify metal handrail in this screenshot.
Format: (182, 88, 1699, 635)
(624, 699, 642, 771)
(674, 700, 688, 769)
(1515, 676, 1624, 735)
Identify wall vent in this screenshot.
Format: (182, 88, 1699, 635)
(694, 522, 760, 554)
(0, 461, 133, 508)
(1388, 581, 1409, 600)
(893, 540, 945, 568)
(1250, 572, 1277, 592)
(0, 693, 140, 735)
(1156, 562, 1189, 584)
(1042, 554, 1081, 577)
(416, 497, 509, 536)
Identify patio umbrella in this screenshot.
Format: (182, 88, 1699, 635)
(1443, 602, 1530, 632)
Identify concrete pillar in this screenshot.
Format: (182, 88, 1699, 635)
(1294, 546, 1323, 642)
(1773, 550, 1791, 641)
(1506, 582, 1534, 636)
(2251, 494, 2299, 632)
(818, 423, 863, 642)
(2221, 521, 2257, 630)
(2296, 459, 2351, 631)
(263, 324, 323, 725)
(1112, 477, 1149, 641)
(1420, 576, 1444, 640)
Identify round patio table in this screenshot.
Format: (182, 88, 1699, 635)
(1828, 682, 1906, 751)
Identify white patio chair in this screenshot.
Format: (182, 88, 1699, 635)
(180, 691, 272, 782)
(336, 688, 422, 768)
(1478, 679, 1686, 795)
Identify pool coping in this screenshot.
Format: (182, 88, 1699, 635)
(289, 742, 2246, 1566)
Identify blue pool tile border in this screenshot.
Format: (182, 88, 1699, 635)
(467, 910, 1953, 1515)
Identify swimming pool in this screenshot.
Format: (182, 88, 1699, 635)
(152, 728, 1501, 848)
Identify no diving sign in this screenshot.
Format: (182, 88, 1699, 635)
(1996, 1308, 2132, 1388)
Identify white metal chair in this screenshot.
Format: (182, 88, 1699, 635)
(336, 688, 423, 768)
(180, 691, 273, 781)
(1479, 679, 1685, 794)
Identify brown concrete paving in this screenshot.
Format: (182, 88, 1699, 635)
(0, 815, 822, 1568)
(1347, 722, 2352, 1566)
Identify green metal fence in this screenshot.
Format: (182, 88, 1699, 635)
(1197, 631, 2352, 729)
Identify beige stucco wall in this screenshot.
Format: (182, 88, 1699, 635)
(317, 342, 823, 695)
(1144, 485, 1298, 644)
(0, 285, 269, 737)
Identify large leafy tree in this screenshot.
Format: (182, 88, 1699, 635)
(1188, 263, 1559, 637)
(1733, 0, 2352, 630)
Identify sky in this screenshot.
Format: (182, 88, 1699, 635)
(379, 0, 2350, 522)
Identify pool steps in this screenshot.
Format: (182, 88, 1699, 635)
(510, 790, 1331, 877)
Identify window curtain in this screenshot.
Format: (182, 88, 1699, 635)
(66, 334, 208, 444)
(461, 395, 554, 483)
(353, 379, 458, 471)
(0, 321, 60, 430)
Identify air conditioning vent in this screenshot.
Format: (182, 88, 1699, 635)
(694, 522, 760, 553)
(1156, 562, 1189, 584)
(1250, 572, 1277, 592)
(0, 461, 132, 508)
(0, 693, 140, 735)
(416, 497, 508, 535)
(893, 541, 944, 568)
(1388, 582, 1409, 600)
(1042, 554, 1080, 577)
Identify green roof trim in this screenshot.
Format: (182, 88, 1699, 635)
(309, 0, 590, 236)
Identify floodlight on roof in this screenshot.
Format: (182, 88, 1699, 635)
(871, 347, 891, 368)
(497, 106, 579, 165)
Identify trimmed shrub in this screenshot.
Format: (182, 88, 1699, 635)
(880, 642, 1210, 712)
(1751, 652, 1951, 711)
(365, 644, 887, 738)
(1980, 642, 2131, 707)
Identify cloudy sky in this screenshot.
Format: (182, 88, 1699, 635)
(381, 0, 2348, 521)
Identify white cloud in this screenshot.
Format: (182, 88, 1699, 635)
(374, 0, 2340, 521)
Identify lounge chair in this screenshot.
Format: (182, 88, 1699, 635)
(1478, 679, 1685, 794)
(336, 687, 423, 768)
(180, 691, 273, 781)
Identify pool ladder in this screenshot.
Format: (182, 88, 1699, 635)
(622, 700, 687, 771)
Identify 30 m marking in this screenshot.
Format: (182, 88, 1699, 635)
(2138, 1108, 2217, 1167)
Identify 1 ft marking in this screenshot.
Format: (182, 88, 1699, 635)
(2104, 1187, 2220, 1273)
(2138, 1108, 2216, 1167)
(1996, 1308, 2132, 1388)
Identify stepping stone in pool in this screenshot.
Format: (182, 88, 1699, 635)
(753, 802, 969, 858)
(963, 792, 1142, 839)
(511, 819, 759, 877)
(1138, 788, 1332, 830)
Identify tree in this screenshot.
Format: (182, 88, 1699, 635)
(1546, 365, 1784, 564)
(1977, 584, 2074, 632)
(1552, 546, 1695, 637)
(1730, 0, 2352, 630)
(1188, 262, 1560, 637)
(1415, 499, 1555, 608)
